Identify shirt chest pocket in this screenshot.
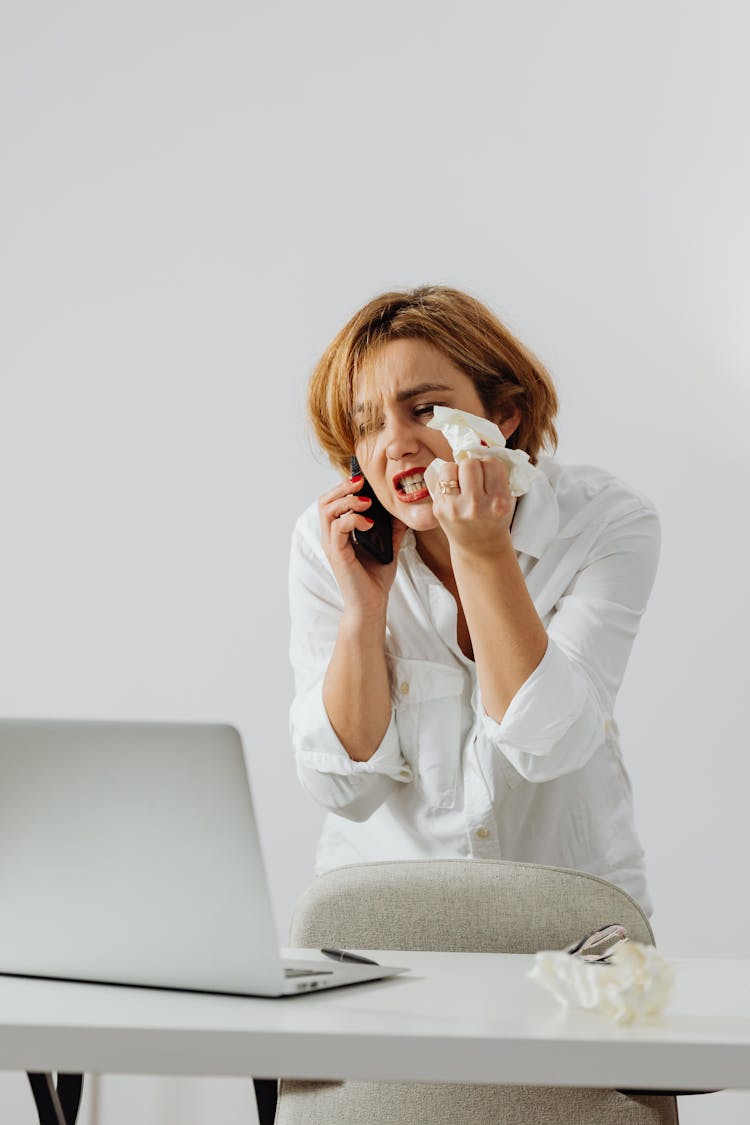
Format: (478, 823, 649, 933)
(389, 656, 465, 810)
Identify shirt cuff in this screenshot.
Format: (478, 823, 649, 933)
(291, 682, 413, 783)
(477, 640, 593, 772)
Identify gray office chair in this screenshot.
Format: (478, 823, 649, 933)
(275, 860, 678, 1125)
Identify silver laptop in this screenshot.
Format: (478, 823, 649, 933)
(0, 719, 407, 997)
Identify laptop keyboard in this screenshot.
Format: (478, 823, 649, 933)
(284, 967, 334, 978)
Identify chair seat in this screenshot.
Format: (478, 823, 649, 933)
(276, 1081, 676, 1125)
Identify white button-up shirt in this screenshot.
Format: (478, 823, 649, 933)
(289, 459, 660, 915)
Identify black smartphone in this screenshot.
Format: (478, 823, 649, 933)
(349, 456, 393, 565)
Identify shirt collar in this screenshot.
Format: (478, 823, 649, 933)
(510, 466, 559, 559)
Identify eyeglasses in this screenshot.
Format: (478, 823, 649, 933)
(566, 923, 629, 964)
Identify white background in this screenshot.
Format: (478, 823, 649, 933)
(1, 1, 748, 1122)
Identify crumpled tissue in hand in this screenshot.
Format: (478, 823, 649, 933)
(527, 942, 674, 1025)
(423, 407, 539, 499)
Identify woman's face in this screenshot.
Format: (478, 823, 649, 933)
(353, 338, 519, 533)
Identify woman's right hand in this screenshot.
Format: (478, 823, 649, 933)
(318, 474, 407, 622)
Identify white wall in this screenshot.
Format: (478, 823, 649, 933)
(2, 1, 748, 1122)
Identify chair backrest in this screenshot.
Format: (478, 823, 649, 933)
(290, 859, 654, 953)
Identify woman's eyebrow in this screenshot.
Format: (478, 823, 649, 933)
(353, 382, 452, 415)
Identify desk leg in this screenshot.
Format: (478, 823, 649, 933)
(253, 1078, 278, 1125)
(28, 1073, 83, 1125)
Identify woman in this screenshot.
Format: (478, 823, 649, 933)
(289, 286, 659, 914)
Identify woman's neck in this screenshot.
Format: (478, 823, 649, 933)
(414, 526, 454, 586)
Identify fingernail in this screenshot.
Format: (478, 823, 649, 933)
(363, 516, 374, 525)
(356, 495, 372, 504)
(350, 473, 363, 482)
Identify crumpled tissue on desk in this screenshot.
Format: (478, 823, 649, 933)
(527, 942, 674, 1024)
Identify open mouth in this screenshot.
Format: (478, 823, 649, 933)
(393, 468, 431, 503)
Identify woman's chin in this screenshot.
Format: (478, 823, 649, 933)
(396, 501, 439, 532)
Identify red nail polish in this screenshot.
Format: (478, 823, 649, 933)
(363, 516, 374, 525)
(357, 495, 372, 504)
(350, 473, 363, 482)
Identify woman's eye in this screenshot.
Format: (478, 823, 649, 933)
(414, 404, 436, 418)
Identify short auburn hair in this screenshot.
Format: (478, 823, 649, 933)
(308, 285, 559, 474)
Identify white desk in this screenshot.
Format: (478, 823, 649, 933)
(1, 951, 749, 1092)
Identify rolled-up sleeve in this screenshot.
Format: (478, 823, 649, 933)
(478, 498, 660, 782)
(289, 515, 412, 821)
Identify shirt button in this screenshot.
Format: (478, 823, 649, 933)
(476, 826, 491, 840)
(399, 681, 410, 695)
(399, 768, 411, 779)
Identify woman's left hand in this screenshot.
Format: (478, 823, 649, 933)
(431, 456, 516, 559)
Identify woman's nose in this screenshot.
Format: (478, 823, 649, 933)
(384, 416, 420, 461)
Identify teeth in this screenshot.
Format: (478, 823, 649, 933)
(399, 473, 426, 495)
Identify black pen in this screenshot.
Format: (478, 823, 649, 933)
(320, 947, 379, 966)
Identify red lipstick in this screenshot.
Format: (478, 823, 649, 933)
(392, 467, 431, 504)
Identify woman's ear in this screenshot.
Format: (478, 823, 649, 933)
(497, 409, 522, 442)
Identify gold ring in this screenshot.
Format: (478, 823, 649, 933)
(438, 479, 460, 494)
